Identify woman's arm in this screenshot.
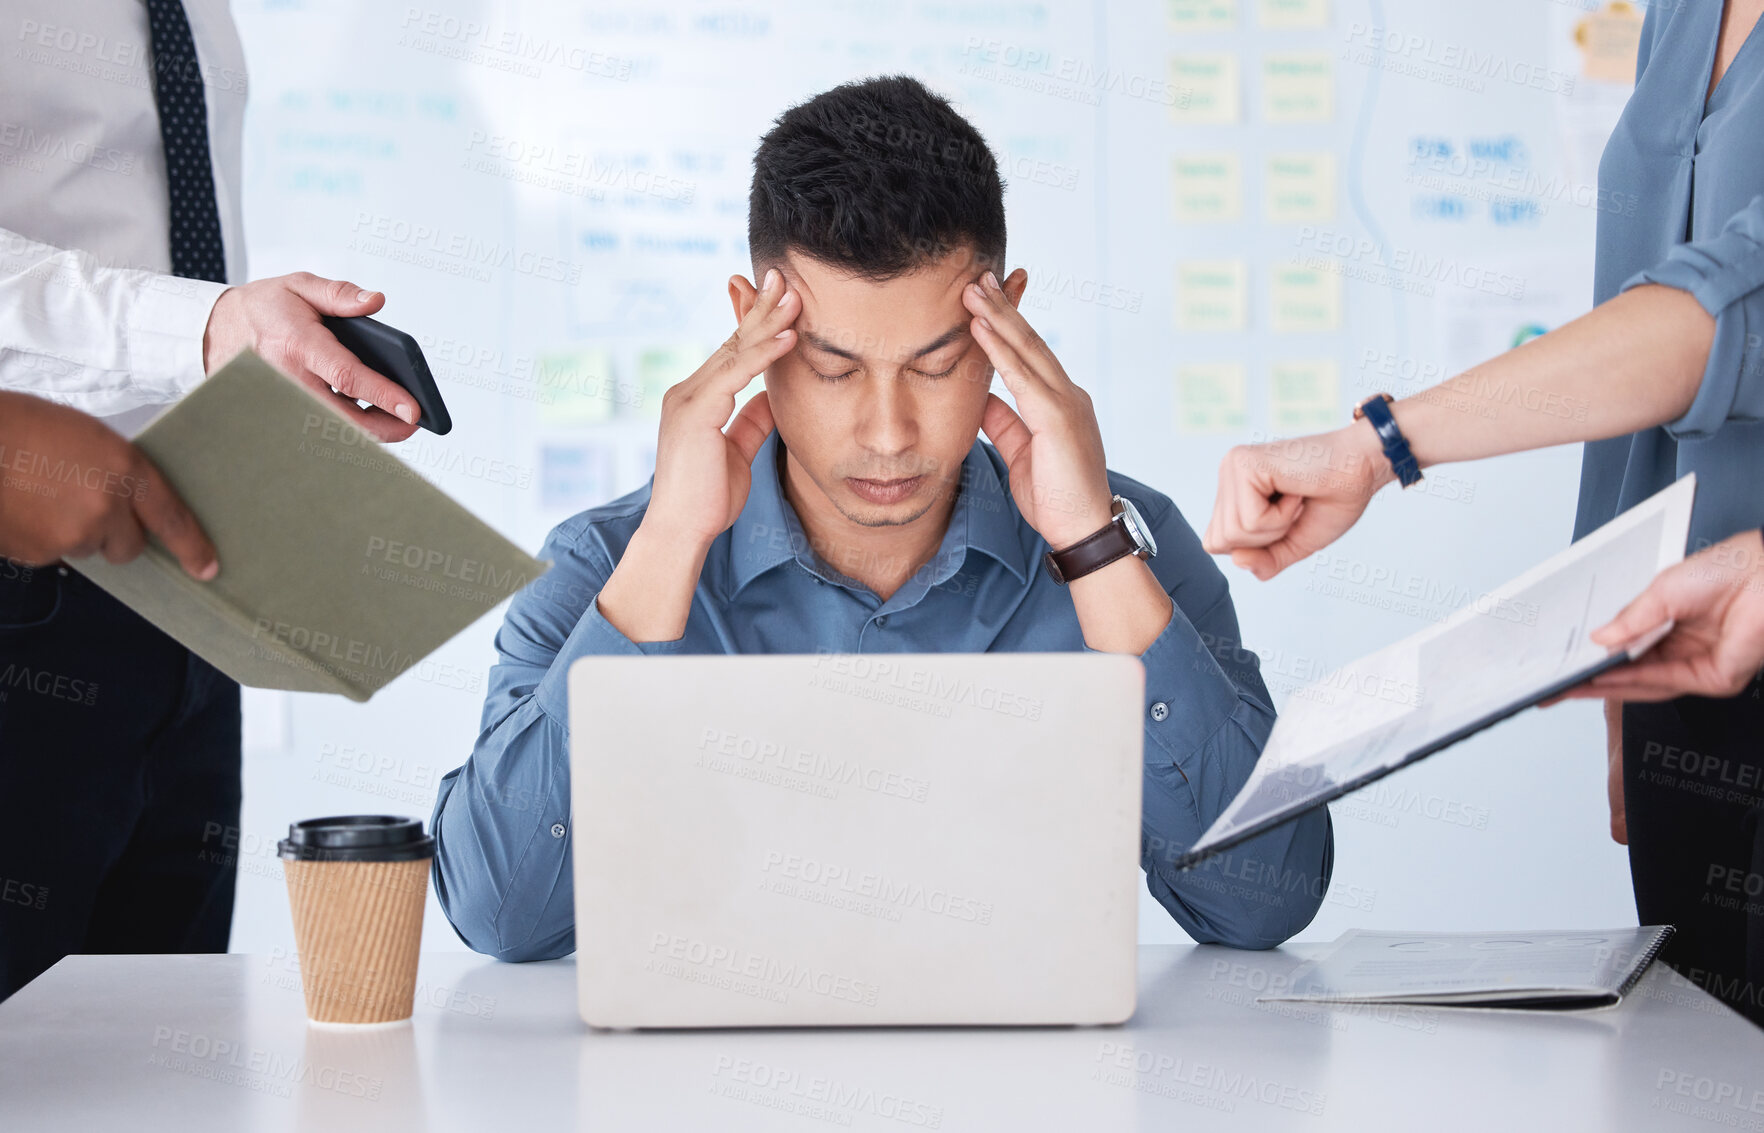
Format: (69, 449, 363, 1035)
(1201, 284, 1712, 579)
(1389, 283, 1712, 465)
(1204, 195, 1764, 579)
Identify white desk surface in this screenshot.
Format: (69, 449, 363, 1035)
(2, 946, 1761, 1132)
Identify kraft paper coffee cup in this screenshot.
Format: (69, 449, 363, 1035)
(278, 816, 435, 1026)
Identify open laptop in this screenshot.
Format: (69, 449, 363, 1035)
(567, 652, 1144, 1028)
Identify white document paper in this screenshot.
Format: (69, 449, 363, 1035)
(1260, 927, 1674, 1009)
(1177, 475, 1695, 867)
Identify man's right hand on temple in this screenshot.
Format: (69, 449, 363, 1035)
(593, 267, 800, 642)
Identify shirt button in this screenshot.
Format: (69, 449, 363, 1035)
(874, 615, 888, 627)
(1149, 701, 1169, 723)
(550, 823, 567, 838)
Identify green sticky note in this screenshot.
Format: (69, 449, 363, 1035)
(1170, 53, 1242, 124)
(1266, 152, 1336, 223)
(1176, 362, 1248, 433)
(1168, 0, 1236, 32)
(1173, 153, 1243, 223)
(635, 345, 703, 419)
(536, 348, 618, 426)
(1262, 52, 1334, 123)
(1270, 264, 1342, 333)
(1176, 260, 1249, 332)
(1270, 359, 1341, 432)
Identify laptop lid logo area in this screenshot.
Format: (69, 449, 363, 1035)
(567, 652, 1145, 1028)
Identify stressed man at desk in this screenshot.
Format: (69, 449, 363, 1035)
(431, 76, 1332, 959)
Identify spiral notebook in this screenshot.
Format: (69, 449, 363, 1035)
(1259, 927, 1675, 1011)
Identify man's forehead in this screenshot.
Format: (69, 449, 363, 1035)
(777, 248, 979, 301)
(779, 249, 980, 360)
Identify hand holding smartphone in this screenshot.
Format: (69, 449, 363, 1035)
(321, 315, 453, 435)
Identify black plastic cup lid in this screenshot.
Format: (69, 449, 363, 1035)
(277, 815, 435, 862)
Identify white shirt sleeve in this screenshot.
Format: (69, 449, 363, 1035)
(0, 225, 228, 418)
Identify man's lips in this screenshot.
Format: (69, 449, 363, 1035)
(845, 475, 924, 504)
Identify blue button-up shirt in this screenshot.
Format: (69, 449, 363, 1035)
(431, 433, 1333, 960)
(1577, 0, 1764, 546)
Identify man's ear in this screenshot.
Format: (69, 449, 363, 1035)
(729, 273, 759, 323)
(1001, 268, 1029, 310)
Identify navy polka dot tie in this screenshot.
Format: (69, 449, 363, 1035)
(144, 0, 228, 285)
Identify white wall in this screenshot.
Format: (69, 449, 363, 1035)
(226, 0, 1638, 954)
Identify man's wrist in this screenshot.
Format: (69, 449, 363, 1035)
(1041, 485, 1117, 551)
(1067, 552, 1171, 655)
(593, 518, 716, 644)
(1339, 419, 1400, 495)
(1352, 393, 1427, 488)
(631, 514, 718, 562)
(200, 285, 238, 375)
(127, 274, 228, 397)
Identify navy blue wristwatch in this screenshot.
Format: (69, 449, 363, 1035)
(1353, 393, 1423, 488)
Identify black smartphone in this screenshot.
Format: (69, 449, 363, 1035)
(320, 314, 453, 435)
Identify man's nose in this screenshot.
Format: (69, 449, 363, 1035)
(854, 371, 919, 457)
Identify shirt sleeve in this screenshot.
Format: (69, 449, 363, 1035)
(0, 226, 226, 417)
(1633, 0, 1659, 85)
(430, 516, 698, 962)
(1620, 194, 1764, 440)
(1123, 491, 1334, 949)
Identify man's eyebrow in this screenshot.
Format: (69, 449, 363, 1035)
(798, 330, 861, 360)
(798, 324, 971, 362)
(907, 325, 972, 360)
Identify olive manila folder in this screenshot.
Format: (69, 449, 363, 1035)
(68, 351, 546, 702)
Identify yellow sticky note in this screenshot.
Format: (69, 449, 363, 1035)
(1176, 260, 1248, 332)
(1170, 54, 1241, 124)
(1172, 153, 1242, 223)
(1177, 362, 1248, 434)
(1258, 0, 1328, 28)
(1262, 52, 1333, 123)
(1270, 359, 1340, 432)
(1265, 152, 1335, 223)
(1574, 2, 1644, 84)
(1168, 0, 1236, 32)
(1269, 264, 1341, 333)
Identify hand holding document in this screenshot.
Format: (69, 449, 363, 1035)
(1566, 526, 1764, 702)
(0, 390, 215, 575)
(68, 351, 546, 702)
(1176, 475, 1696, 868)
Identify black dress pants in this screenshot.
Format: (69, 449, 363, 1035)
(1624, 680, 1764, 1028)
(0, 563, 240, 1001)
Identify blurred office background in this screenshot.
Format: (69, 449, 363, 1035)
(225, 0, 1644, 952)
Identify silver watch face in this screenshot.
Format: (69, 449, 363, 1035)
(1115, 496, 1157, 558)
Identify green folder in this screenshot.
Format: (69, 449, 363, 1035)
(69, 351, 547, 702)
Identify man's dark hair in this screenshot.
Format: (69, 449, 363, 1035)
(748, 75, 1006, 280)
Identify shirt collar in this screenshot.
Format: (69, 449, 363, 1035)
(726, 432, 800, 594)
(726, 433, 1030, 596)
(949, 439, 1031, 583)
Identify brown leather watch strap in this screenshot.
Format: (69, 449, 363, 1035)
(1042, 513, 1139, 585)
